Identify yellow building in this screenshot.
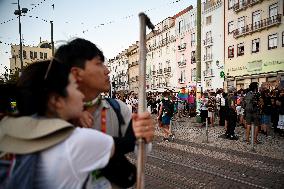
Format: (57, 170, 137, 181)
(126, 42, 139, 93)
(225, 0, 284, 90)
(9, 41, 52, 73)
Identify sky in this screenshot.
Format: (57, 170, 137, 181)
(0, 0, 196, 74)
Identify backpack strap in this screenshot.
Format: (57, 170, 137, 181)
(105, 98, 125, 137)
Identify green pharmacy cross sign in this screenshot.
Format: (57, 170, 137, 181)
(220, 71, 225, 78)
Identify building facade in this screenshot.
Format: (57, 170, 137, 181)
(126, 42, 139, 93)
(225, 0, 284, 90)
(9, 41, 52, 73)
(201, 0, 225, 91)
(109, 50, 129, 92)
(146, 17, 176, 92)
(174, 6, 197, 90)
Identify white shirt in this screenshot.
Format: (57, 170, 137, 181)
(35, 128, 113, 189)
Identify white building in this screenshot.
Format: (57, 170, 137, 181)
(201, 0, 224, 91)
(146, 17, 176, 92)
(108, 50, 129, 92)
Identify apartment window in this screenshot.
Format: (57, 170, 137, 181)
(44, 53, 47, 59)
(228, 0, 235, 10)
(34, 52, 37, 59)
(40, 52, 43, 59)
(237, 43, 244, 56)
(206, 16, 212, 25)
(237, 16, 245, 30)
(252, 10, 261, 29)
(228, 46, 234, 58)
(178, 20, 184, 34)
(282, 32, 284, 47)
(206, 31, 212, 39)
(269, 3, 278, 18)
(191, 51, 196, 64)
(228, 21, 234, 34)
(23, 50, 26, 59)
(191, 68, 196, 81)
(268, 33, 278, 50)
(180, 70, 186, 83)
(30, 51, 33, 59)
(191, 33, 195, 46)
(252, 38, 260, 53)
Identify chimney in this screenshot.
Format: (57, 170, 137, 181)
(40, 37, 42, 43)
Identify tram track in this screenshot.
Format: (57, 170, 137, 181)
(147, 154, 269, 189)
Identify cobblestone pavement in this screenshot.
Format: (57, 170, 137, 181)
(129, 116, 284, 189)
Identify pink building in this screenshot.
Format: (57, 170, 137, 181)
(174, 6, 197, 90)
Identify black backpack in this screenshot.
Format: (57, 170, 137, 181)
(102, 98, 137, 188)
(162, 99, 174, 117)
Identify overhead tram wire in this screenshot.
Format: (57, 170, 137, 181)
(0, 0, 52, 25)
(71, 0, 185, 37)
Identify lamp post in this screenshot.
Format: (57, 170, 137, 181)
(13, 0, 28, 74)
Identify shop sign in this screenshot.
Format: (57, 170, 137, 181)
(247, 60, 262, 72)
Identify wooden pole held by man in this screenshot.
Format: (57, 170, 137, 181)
(137, 12, 154, 189)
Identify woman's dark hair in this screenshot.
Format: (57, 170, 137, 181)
(16, 59, 70, 116)
(54, 38, 105, 69)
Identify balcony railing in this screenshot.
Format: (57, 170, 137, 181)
(204, 0, 222, 12)
(233, 14, 282, 38)
(204, 69, 213, 77)
(178, 60, 186, 67)
(177, 43, 186, 51)
(157, 69, 163, 75)
(191, 57, 196, 64)
(203, 37, 213, 46)
(148, 36, 176, 51)
(178, 79, 185, 84)
(204, 54, 213, 62)
(233, 0, 263, 13)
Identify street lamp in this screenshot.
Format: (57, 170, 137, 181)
(13, 0, 28, 74)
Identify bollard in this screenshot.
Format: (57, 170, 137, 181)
(205, 118, 209, 143)
(251, 124, 255, 152)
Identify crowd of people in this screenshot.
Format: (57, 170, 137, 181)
(114, 83, 284, 143)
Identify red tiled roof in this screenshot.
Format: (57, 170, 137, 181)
(172, 5, 193, 19)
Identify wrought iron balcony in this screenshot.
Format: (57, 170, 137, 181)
(204, 54, 213, 62)
(177, 43, 186, 51)
(178, 60, 186, 67)
(233, 14, 282, 38)
(157, 69, 163, 75)
(233, 0, 263, 13)
(203, 37, 213, 46)
(204, 69, 214, 78)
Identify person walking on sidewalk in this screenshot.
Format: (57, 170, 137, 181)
(243, 82, 260, 144)
(157, 91, 175, 141)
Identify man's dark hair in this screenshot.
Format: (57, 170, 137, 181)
(55, 38, 105, 69)
(249, 82, 258, 92)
